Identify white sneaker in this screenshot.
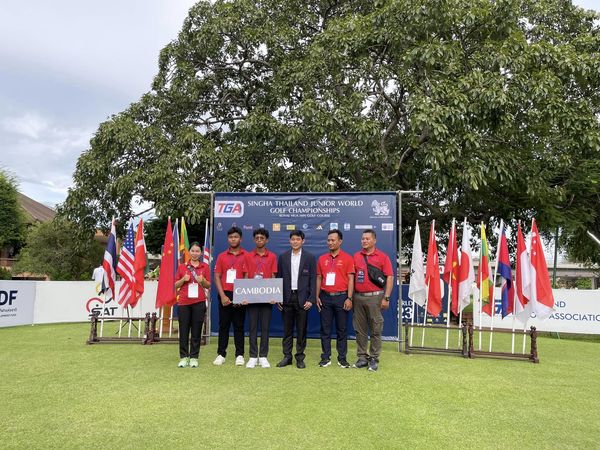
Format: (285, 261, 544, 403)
(178, 357, 189, 368)
(246, 357, 258, 368)
(258, 357, 270, 368)
(235, 355, 245, 366)
(213, 355, 226, 366)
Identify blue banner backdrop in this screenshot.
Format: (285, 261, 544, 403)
(210, 192, 399, 339)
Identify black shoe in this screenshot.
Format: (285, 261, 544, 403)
(353, 359, 369, 369)
(296, 360, 306, 369)
(318, 359, 331, 367)
(276, 357, 292, 368)
(337, 359, 350, 368)
(368, 358, 379, 372)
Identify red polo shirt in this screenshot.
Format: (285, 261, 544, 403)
(176, 262, 210, 305)
(215, 248, 249, 291)
(247, 248, 278, 279)
(317, 250, 355, 293)
(353, 248, 393, 293)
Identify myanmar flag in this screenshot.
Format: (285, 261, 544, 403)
(478, 223, 494, 316)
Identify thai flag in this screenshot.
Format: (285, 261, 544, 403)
(101, 219, 118, 300)
(497, 228, 515, 318)
(203, 221, 211, 266)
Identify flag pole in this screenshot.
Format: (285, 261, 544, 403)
(99, 290, 107, 338)
(489, 220, 503, 352)
(422, 219, 434, 347)
(410, 220, 418, 347)
(444, 218, 455, 350)
(478, 223, 483, 350)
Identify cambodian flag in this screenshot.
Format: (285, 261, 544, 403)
(498, 228, 515, 318)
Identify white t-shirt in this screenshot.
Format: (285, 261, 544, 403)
(291, 250, 302, 290)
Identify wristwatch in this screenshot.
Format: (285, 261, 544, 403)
(347, 296, 353, 302)
(383, 296, 390, 302)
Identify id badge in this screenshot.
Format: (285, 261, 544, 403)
(254, 273, 263, 279)
(325, 272, 336, 286)
(188, 283, 199, 298)
(226, 268, 237, 284)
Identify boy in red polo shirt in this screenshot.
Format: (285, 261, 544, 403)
(213, 226, 249, 366)
(245, 228, 278, 368)
(353, 229, 394, 371)
(316, 229, 354, 368)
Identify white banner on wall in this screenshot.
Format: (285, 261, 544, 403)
(474, 288, 600, 334)
(0, 280, 37, 327)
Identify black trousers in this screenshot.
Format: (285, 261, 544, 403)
(248, 303, 272, 358)
(217, 291, 246, 358)
(320, 292, 348, 361)
(282, 293, 308, 361)
(178, 301, 207, 358)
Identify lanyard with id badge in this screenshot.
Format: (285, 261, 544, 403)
(324, 255, 337, 287)
(226, 253, 239, 285)
(187, 264, 201, 298)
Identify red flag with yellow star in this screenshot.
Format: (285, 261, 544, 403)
(155, 218, 177, 309)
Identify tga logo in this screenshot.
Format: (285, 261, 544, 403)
(0, 290, 17, 306)
(215, 201, 244, 218)
(86, 297, 118, 317)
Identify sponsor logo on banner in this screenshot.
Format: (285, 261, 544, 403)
(302, 223, 309, 230)
(355, 224, 375, 230)
(259, 223, 265, 228)
(382, 223, 394, 231)
(286, 224, 296, 231)
(243, 225, 253, 230)
(272, 223, 281, 231)
(371, 200, 391, 218)
(216, 222, 223, 231)
(0, 289, 17, 306)
(86, 297, 118, 317)
(316, 224, 324, 230)
(330, 222, 338, 230)
(343, 223, 351, 231)
(215, 201, 244, 218)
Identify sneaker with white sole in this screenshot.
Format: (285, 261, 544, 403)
(235, 355, 245, 366)
(178, 357, 189, 368)
(189, 358, 199, 368)
(258, 357, 270, 368)
(246, 357, 258, 368)
(213, 355, 226, 366)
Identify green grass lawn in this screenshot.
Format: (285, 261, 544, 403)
(1, 323, 599, 449)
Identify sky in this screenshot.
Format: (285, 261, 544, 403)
(0, 0, 598, 209)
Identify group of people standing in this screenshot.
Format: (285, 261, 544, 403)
(174, 226, 394, 371)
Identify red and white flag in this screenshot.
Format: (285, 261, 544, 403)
(457, 218, 475, 313)
(529, 219, 555, 320)
(425, 221, 442, 317)
(515, 222, 532, 322)
(132, 218, 147, 308)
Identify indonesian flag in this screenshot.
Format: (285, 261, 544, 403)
(530, 219, 555, 320)
(515, 222, 532, 322)
(478, 223, 495, 316)
(442, 219, 459, 315)
(457, 218, 475, 313)
(425, 221, 442, 317)
(408, 221, 426, 307)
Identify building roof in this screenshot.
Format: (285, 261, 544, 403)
(18, 193, 56, 223)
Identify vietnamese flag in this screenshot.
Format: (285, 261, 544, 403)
(425, 221, 442, 317)
(155, 218, 177, 309)
(442, 219, 459, 315)
(530, 219, 555, 320)
(478, 223, 495, 316)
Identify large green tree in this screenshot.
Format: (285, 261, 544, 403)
(14, 219, 104, 280)
(61, 0, 600, 262)
(0, 169, 26, 253)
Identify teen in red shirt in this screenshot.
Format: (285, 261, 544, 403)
(316, 229, 354, 368)
(213, 226, 249, 366)
(245, 228, 278, 368)
(175, 242, 211, 368)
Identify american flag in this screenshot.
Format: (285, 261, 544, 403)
(203, 219, 211, 265)
(117, 223, 136, 307)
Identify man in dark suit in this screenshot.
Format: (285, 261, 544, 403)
(276, 230, 316, 369)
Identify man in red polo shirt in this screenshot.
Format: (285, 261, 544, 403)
(245, 228, 278, 369)
(316, 229, 354, 368)
(213, 226, 249, 366)
(353, 229, 394, 371)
